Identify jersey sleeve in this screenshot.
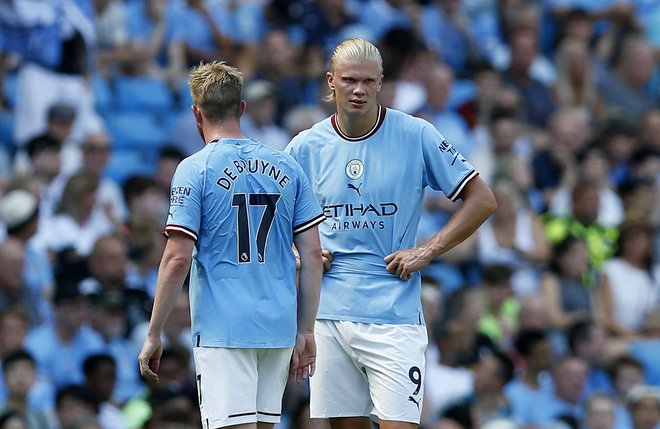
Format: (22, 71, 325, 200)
(421, 123, 478, 202)
(164, 157, 203, 240)
(292, 162, 325, 234)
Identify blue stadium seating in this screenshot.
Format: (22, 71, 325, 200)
(113, 75, 175, 113)
(0, 110, 14, 149)
(3, 72, 17, 108)
(104, 111, 169, 151)
(105, 148, 157, 184)
(92, 75, 114, 114)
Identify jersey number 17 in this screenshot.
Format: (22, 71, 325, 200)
(232, 193, 281, 264)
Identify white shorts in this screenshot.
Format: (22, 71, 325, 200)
(192, 347, 293, 428)
(310, 320, 427, 423)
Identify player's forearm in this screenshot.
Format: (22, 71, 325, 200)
(147, 252, 191, 338)
(424, 176, 496, 258)
(297, 253, 322, 333)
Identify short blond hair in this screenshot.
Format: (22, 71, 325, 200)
(325, 38, 383, 102)
(189, 61, 244, 121)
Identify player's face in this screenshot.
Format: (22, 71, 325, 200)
(328, 59, 382, 118)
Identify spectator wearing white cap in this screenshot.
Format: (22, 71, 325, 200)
(0, 189, 53, 326)
(241, 79, 290, 151)
(626, 385, 660, 429)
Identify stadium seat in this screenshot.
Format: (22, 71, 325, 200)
(113, 75, 175, 113)
(92, 75, 114, 114)
(104, 111, 169, 150)
(177, 77, 194, 111)
(0, 110, 14, 148)
(3, 72, 17, 108)
(105, 148, 157, 185)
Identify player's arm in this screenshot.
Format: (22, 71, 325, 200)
(291, 225, 323, 382)
(138, 232, 194, 383)
(385, 175, 496, 280)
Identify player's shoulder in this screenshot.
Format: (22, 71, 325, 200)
(385, 107, 434, 130)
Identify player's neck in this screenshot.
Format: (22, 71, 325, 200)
(203, 123, 245, 143)
(336, 104, 380, 137)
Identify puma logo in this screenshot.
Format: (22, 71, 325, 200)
(408, 396, 420, 409)
(347, 182, 362, 196)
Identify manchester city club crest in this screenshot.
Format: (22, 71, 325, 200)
(345, 159, 364, 180)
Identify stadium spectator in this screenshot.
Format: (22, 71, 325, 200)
(0, 190, 53, 325)
(501, 27, 556, 128)
(0, 410, 28, 429)
(439, 348, 515, 429)
(566, 320, 615, 398)
(42, 172, 114, 258)
(83, 235, 152, 336)
(626, 385, 660, 429)
(0, 0, 104, 147)
(87, 294, 143, 404)
(549, 143, 624, 228)
(124, 0, 187, 86)
(78, 131, 128, 228)
(608, 354, 648, 429)
(153, 147, 184, 199)
(553, 37, 603, 117)
(532, 108, 591, 210)
(598, 35, 658, 124)
(505, 329, 555, 426)
(472, 179, 550, 296)
(241, 80, 290, 151)
(0, 239, 39, 326)
(24, 280, 104, 388)
(597, 218, 660, 338)
(583, 393, 616, 429)
(416, 62, 474, 158)
(0, 350, 49, 429)
(544, 180, 618, 271)
(54, 385, 99, 429)
(81, 354, 127, 429)
(540, 237, 597, 330)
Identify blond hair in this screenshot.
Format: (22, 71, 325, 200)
(325, 38, 383, 102)
(188, 61, 244, 121)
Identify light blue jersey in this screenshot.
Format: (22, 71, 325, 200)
(286, 106, 477, 325)
(165, 138, 325, 348)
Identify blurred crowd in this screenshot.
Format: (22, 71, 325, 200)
(0, 0, 659, 429)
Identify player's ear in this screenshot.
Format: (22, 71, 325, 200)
(192, 104, 203, 123)
(239, 100, 247, 117)
(327, 72, 334, 90)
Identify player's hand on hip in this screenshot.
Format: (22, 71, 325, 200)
(138, 336, 164, 384)
(384, 247, 433, 280)
(321, 249, 333, 272)
(290, 332, 316, 383)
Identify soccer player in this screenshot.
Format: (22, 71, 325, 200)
(285, 39, 497, 429)
(138, 61, 325, 429)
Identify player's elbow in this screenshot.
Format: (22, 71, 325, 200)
(482, 189, 498, 217)
(163, 252, 192, 275)
(299, 246, 323, 272)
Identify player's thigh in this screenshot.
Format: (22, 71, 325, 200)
(255, 348, 293, 423)
(193, 347, 261, 428)
(310, 320, 372, 418)
(356, 323, 427, 424)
